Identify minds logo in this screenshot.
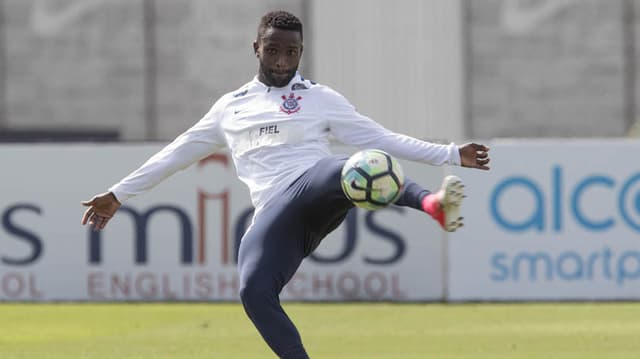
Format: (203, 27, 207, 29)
(490, 166, 640, 232)
(88, 154, 408, 267)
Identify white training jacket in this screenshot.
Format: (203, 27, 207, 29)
(109, 73, 460, 212)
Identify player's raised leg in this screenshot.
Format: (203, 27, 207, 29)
(338, 151, 466, 232)
(391, 174, 464, 231)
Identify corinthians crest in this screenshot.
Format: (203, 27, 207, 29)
(280, 93, 302, 115)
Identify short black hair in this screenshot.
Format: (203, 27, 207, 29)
(257, 10, 303, 41)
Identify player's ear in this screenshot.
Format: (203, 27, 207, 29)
(253, 41, 259, 57)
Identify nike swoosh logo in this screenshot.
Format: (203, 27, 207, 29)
(501, 0, 578, 34)
(30, 0, 123, 37)
(350, 180, 380, 193)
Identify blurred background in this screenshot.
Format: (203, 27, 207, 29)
(2, 0, 640, 305)
(1, 0, 636, 143)
(3, 3, 640, 357)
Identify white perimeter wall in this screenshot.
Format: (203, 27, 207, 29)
(2, 140, 640, 302)
(0, 144, 445, 302)
(449, 139, 640, 301)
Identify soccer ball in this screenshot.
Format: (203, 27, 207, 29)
(341, 149, 405, 210)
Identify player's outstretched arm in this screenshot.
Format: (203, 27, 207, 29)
(459, 142, 490, 170)
(81, 192, 121, 231)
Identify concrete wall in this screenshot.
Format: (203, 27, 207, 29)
(310, 0, 465, 142)
(1, 0, 639, 141)
(4, 0, 146, 138)
(466, 0, 629, 138)
(2, 0, 305, 141)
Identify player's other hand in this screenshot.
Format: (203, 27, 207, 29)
(459, 142, 490, 170)
(81, 192, 121, 231)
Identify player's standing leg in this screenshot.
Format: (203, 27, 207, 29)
(237, 156, 354, 358)
(238, 202, 310, 359)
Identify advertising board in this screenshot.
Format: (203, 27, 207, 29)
(0, 144, 445, 301)
(449, 140, 640, 300)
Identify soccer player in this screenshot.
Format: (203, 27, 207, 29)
(81, 10, 490, 359)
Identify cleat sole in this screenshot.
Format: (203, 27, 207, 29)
(440, 175, 465, 232)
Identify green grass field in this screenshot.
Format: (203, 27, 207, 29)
(1, 302, 639, 358)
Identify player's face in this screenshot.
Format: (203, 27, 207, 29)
(254, 27, 303, 87)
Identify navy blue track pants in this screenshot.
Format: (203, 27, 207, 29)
(237, 155, 429, 359)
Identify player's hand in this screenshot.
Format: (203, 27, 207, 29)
(81, 192, 121, 231)
(459, 142, 490, 170)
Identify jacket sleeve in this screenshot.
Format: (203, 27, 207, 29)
(323, 88, 460, 166)
(109, 99, 228, 203)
